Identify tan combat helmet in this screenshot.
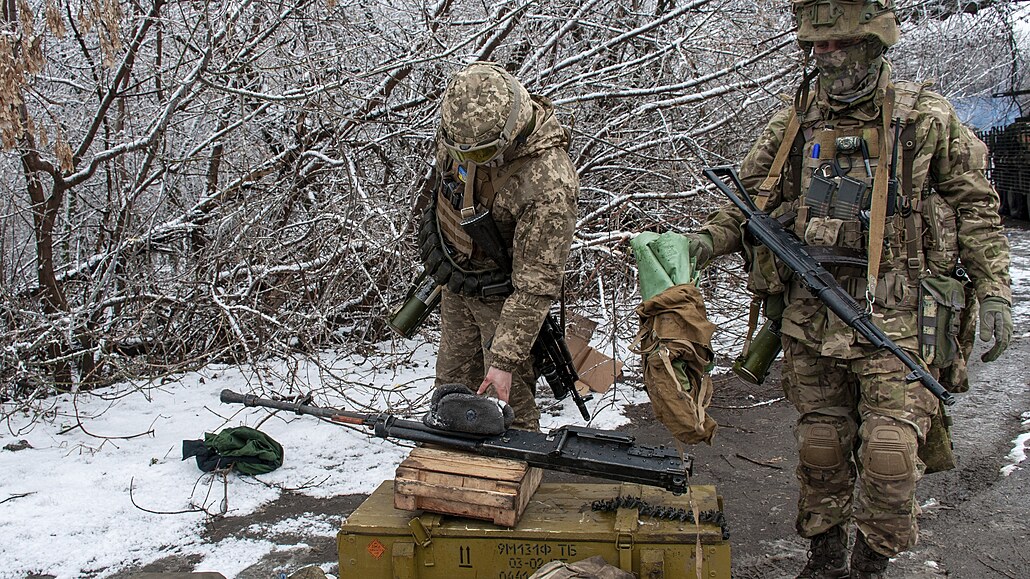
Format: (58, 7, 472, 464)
(439, 62, 533, 166)
(793, 0, 900, 48)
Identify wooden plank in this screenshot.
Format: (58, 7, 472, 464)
(395, 478, 518, 510)
(421, 470, 465, 488)
(514, 467, 542, 516)
(409, 495, 501, 524)
(402, 447, 529, 481)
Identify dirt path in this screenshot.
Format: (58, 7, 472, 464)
(108, 223, 1030, 579)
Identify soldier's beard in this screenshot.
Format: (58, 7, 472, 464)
(813, 39, 884, 104)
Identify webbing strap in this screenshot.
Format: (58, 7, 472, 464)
(865, 87, 895, 302)
(460, 162, 477, 219)
(757, 111, 801, 210)
(901, 123, 922, 278)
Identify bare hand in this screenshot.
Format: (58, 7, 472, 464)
(478, 366, 513, 403)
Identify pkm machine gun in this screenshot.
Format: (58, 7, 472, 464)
(220, 389, 691, 494)
(702, 166, 955, 406)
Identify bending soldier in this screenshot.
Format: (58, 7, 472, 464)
(419, 62, 578, 431)
(683, 1, 1012, 577)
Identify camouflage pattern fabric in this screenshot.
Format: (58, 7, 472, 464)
(440, 62, 533, 160)
(436, 289, 540, 431)
(812, 38, 884, 103)
(432, 80, 577, 430)
(782, 336, 937, 555)
(698, 62, 1010, 557)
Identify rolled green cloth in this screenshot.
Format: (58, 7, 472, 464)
(630, 232, 700, 301)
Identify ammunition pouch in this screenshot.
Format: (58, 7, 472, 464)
(418, 200, 513, 298)
(918, 401, 956, 474)
(918, 274, 966, 374)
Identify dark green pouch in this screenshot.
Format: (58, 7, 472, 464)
(918, 275, 966, 369)
(918, 402, 956, 474)
(182, 426, 284, 475)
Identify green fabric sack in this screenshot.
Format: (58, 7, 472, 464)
(182, 426, 284, 475)
(630, 232, 700, 301)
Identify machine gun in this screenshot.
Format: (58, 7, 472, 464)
(702, 166, 955, 406)
(220, 389, 691, 494)
(461, 210, 594, 419)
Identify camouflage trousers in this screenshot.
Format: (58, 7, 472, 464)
(435, 288, 541, 431)
(781, 335, 938, 557)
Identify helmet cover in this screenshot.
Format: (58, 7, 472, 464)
(794, 0, 899, 48)
(440, 62, 533, 164)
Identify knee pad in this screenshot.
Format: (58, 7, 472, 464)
(863, 424, 914, 481)
(799, 421, 845, 470)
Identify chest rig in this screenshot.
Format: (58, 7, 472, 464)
(755, 81, 941, 310)
(417, 158, 527, 297)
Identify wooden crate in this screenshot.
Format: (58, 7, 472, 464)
(393, 446, 543, 527)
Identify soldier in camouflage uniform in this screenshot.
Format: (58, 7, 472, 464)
(683, 1, 1012, 577)
(420, 62, 578, 431)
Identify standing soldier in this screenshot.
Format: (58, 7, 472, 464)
(682, 1, 1012, 577)
(418, 62, 578, 431)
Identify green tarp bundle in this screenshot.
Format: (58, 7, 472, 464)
(630, 232, 718, 445)
(182, 426, 284, 475)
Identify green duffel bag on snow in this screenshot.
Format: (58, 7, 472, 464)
(182, 426, 284, 475)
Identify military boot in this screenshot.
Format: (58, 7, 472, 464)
(849, 533, 889, 578)
(797, 525, 849, 578)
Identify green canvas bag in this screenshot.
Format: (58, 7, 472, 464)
(182, 426, 284, 475)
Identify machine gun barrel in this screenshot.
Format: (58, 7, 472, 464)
(702, 166, 955, 406)
(220, 389, 691, 493)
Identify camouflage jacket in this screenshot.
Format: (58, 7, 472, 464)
(701, 65, 1010, 356)
(434, 96, 578, 372)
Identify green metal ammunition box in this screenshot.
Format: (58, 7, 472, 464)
(338, 481, 731, 579)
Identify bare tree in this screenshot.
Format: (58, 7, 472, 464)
(0, 0, 1023, 411)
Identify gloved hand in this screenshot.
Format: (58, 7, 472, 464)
(979, 296, 1012, 363)
(684, 232, 715, 268)
(423, 383, 515, 435)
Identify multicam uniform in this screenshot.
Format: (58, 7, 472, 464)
(700, 65, 1011, 555)
(423, 95, 578, 431)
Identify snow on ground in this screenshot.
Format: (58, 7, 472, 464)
(0, 335, 645, 579)
(2, 228, 1027, 579)
(1001, 229, 1030, 476)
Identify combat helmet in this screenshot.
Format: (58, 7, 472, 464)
(794, 0, 900, 48)
(439, 62, 533, 165)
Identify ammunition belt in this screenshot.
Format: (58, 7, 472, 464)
(418, 200, 513, 298)
(591, 496, 730, 540)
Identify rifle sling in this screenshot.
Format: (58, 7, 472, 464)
(866, 87, 895, 301)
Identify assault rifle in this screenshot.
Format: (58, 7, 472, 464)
(462, 210, 594, 420)
(532, 314, 592, 420)
(220, 389, 691, 493)
(702, 166, 956, 406)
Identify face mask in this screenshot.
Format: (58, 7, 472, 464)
(813, 38, 884, 103)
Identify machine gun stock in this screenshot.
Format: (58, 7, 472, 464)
(220, 389, 690, 493)
(701, 166, 955, 406)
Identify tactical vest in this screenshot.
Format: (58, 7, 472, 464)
(417, 158, 527, 297)
(749, 81, 967, 372)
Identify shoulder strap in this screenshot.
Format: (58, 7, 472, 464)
(757, 110, 801, 211)
(894, 80, 929, 279)
(865, 86, 896, 302)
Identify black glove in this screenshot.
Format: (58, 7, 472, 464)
(423, 383, 514, 436)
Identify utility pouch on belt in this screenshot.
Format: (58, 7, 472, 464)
(918, 275, 966, 369)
